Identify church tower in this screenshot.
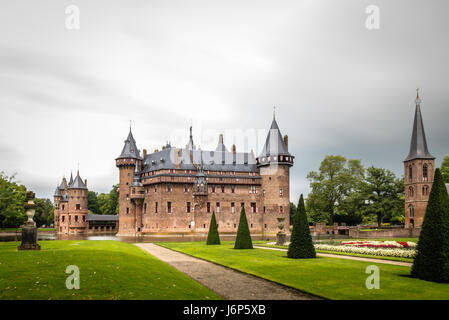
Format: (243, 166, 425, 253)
(256, 112, 294, 234)
(116, 126, 142, 235)
(404, 90, 435, 228)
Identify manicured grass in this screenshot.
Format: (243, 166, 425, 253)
(0, 228, 55, 233)
(0, 240, 221, 300)
(159, 241, 449, 300)
(255, 243, 413, 263)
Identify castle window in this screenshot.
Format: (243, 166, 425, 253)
(154, 185, 157, 193)
(241, 202, 244, 209)
(231, 202, 235, 213)
(144, 203, 147, 214)
(423, 185, 429, 196)
(409, 205, 414, 218)
(279, 188, 283, 197)
(184, 184, 188, 192)
(167, 202, 172, 213)
(62, 216, 65, 222)
(155, 202, 158, 213)
(263, 206, 266, 213)
(221, 185, 225, 193)
(62, 204, 65, 210)
(231, 185, 235, 193)
(76, 204, 80, 210)
(423, 164, 428, 181)
(212, 185, 216, 193)
(280, 206, 284, 213)
(251, 202, 256, 213)
(216, 202, 220, 213)
(167, 183, 172, 192)
(186, 202, 191, 213)
(250, 186, 256, 194)
(409, 187, 414, 197)
(126, 207, 129, 214)
(409, 166, 413, 181)
(75, 215, 78, 222)
(207, 202, 211, 213)
(83, 216, 85, 222)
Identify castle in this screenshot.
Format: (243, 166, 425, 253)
(404, 91, 449, 229)
(115, 115, 294, 236)
(53, 171, 119, 234)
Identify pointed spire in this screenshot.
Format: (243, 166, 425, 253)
(68, 170, 87, 189)
(117, 125, 141, 160)
(186, 125, 196, 151)
(258, 113, 290, 158)
(68, 171, 74, 186)
(405, 90, 435, 161)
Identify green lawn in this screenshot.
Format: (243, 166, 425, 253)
(0, 228, 55, 233)
(159, 241, 449, 300)
(0, 240, 221, 300)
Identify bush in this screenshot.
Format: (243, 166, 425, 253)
(411, 169, 449, 282)
(287, 194, 316, 259)
(206, 211, 220, 245)
(234, 206, 253, 249)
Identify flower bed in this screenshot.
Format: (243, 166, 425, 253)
(340, 240, 416, 249)
(314, 244, 416, 258)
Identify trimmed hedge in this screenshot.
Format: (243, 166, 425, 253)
(411, 168, 449, 282)
(206, 211, 220, 245)
(287, 194, 316, 259)
(234, 206, 253, 249)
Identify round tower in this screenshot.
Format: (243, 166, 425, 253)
(116, 127, 142, 236)
(53, 185, 62, 231)
(257, 113, 294, 235)
(67, 170, 88, 234)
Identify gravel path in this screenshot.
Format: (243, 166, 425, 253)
(253, 246, 412, 267)
(135, 243, 319, 300)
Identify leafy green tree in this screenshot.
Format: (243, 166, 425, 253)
(96, 185, 119, 215)
(0, 172, 26, 230)
(234, 206, 253, 249)
(334, 191, 364, 225)
(288, 194, 316, 259)
(359, 167, 404, 227)
(441, 155, 449, 184)
(88, 191, 100, 215)
(206, 211, 220, 245)
(411, 169, 449, 282)
(34, 198, 54, 227)
(307, 155, 364, 225)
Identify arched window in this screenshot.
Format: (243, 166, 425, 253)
(409, 165, 413, 181)
(423, 164, 428, 181)
(409, 205, 414, 218)
(423, 185, 429, 196)
(409, 187, 414, 197)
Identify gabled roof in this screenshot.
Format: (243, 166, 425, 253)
(117, 128, 141, 160)
(68, 171, 87, 189)
(258, 117, 290, 158)
(404, 93, 435, 161)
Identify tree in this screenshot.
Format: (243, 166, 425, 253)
(441, 155, 449, 184)
(359, 167, 404, 228)
(411, 169, 449, 282)
(288, 194, 316, 259)
(289, 202, 297, 226)
(307, 155, 364, 225)
(0, 172, 26, 230)
(34, 198, 54, 227)
(88, 191, 100, 215)
(206, 211, 220, 245)
(96, 185, 119, 215)
(234, 206, 253, 249)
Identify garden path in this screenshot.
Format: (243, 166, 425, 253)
(135, 243, 320, 300)
(253, 246, 412, 267)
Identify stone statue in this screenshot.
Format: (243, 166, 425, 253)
(276, 217, 287, 246)
(18, 191, 41, 250)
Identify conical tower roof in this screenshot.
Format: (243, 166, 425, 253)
(258, 116, 290, 158)
(117, 127, 141, 160)
(404, 91, 435, 161)
(54, 185, 62, 197)
(68, 170, 87, 189)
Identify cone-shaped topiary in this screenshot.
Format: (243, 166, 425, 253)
(234, 206, 253, 249)
(206, 211, 221, 245)
(287, 194, 316, 259)
(411, 168, 449, 282)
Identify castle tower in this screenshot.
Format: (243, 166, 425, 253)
(129, 158, 145, 233)
(256, 112, 294, 234)
(116, 127, 142, 235)
(404, 90, 435, 229)
(67, 171, 88, 234)
(53, 185, 62, 230)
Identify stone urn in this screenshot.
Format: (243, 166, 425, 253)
(276, 217, 287, 246)
(18, 191, 41, 250)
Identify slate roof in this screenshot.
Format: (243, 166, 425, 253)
(87, 214, 119, 221)
(68, 171, 87, 189)
(404, 95, 435, 161)
(54, 186, 62, 197)
(117, 129, 141, 160)
(258, 117, 290, 158)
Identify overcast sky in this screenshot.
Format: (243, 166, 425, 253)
(1, 0, 448, 201)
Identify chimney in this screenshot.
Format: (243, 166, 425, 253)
(283, 135, 288, 151)
(143, 149, 147, 159)
(219, 134, 224, 144)
(232, 144, 236, 154)
(84, 179, 87, 187)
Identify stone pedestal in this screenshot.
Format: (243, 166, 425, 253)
(276, 232, 287, 246)
(18, 191, 40, 251)
(18, 224, 41, 250)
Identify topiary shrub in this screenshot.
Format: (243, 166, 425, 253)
(411, 168, 449, 282)
(206, 211, 220, 245)
(234, 206, 253, 249)
(287, 194, 316, 259)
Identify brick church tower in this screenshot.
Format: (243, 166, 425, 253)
(404, 91, 435, 229)
(116, 127, 142, 235)
(256, 113, 294, 233)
